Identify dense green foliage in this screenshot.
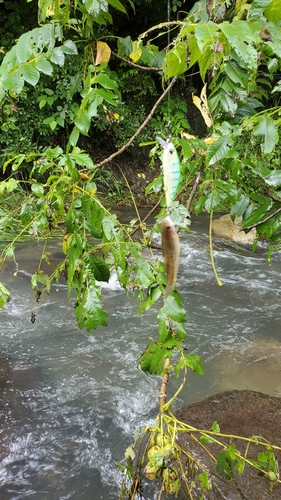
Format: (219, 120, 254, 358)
(1, 0, 281, 497)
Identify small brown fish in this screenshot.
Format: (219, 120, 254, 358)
(161, 216, 180, 297)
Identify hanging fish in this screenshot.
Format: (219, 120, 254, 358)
(157, 136, 181, 209)
(161, 216, 180, 297)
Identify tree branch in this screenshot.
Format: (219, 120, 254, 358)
(158, 357, 171, 409)
(242, 206, 281, 231)
(111, 51, 161, 72)
(94, 75, 178, 168)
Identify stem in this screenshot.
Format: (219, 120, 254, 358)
(111, 51, 161, 72)
(94, 76, 178, 168)
(158, 357, 171, 408)
(209, 211, 223, 286)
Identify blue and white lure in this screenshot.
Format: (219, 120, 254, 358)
(157, 136, 181, 210)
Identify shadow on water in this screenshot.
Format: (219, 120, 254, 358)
(0, 213, 281, 498)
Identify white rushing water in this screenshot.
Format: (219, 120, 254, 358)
(0, 215, 281, 499)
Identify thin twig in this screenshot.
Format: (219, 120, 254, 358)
(242, 206, 281, 231)
(94, 75, 178, 168)
(186, 168, 202, 212)
(111, 51, 161, 72)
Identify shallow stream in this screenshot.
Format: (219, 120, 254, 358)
(0, 213, 281, 499)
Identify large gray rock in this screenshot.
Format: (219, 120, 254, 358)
(175, 390, 281, 499)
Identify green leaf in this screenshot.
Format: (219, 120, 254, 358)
(219, 21, 257, 69)
(106, 0, 126, 13)
(93, 72, 119, 90)
(117, 36, 132, 57)
(253, 116, 279, 154)
(0, 178, 19, 195)
(61, 40, 78, 55)
(242, 200, 273, 227)
(265, 170, 281, 188)
(230, 194, 250, 217)
(195, 22, 218, 51)
(20, 63, 40, 86)
(163, 42, 188, 78)
(163, 296, 186, 323)
(50, 47, 65, 66)
(76, 284, 108, 331)
(69, 126, 80, 147)
(204, 190, 223, 212)
(35, 56, 53, 75)
(0, 282, 10, 309)
(67, 232, 83, 283)
(31, 183, 44, 197)
(138, 343, 172, 375)
(94, 87, 118, 105)
(138, 285, 162, 313)
(181, 354, 204, 375)
(71, 149, 95, 169)
(75, 112, 91, 135)
(84, 254, 110, 282)
(16, 32, 33, 63)
(206, 136, 231, 166)
(264, 0, 281, 23)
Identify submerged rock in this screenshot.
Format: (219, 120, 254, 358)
(176, 390, 281, 499)
(213, 215, 256, 244)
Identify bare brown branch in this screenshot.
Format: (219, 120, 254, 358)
(111, 51, 161, 72)
(94, 75, 178, 168)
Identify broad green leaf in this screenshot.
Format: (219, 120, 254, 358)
(71, 149, 95, 169)
(102, 214, 118, 241)
(163, 42, 188, 78)
(187, 34, 201, 67)
(0, 178, 19, 195)
(258, 212, 281, 239)
(138, 285, 162, 313)
(204, 190, 223, 212)
(76, 284, 108, 331)
(117, 36, 132, 57)
(16, 32, 33, 63)
(206, 136, 231, 166)
(69, 126, 80, 147)
(31, 183, 44, 197)
(182, 354, 204, 375)
(138, 343, 172, 375)
(75, 112, 91, 135)
(35, 56, 53, 75)
(50, 47, 65, 66)
(94, 87, 118, 105)
(253, 116, 279, 154)
(264, 0, 281, 23)
(265, 170, 281, 188)
(230, 194, 250, 217)
(194, 22, 218, 51)
(163, 296, 186, 323)
(31, 271, 51, 293)
(61, 40, 78, 55)
(93, 72, 119, 90)
(107, 0, 126, 13)
(242, 200, 273, 227)
(84, 255, 110, 282)
(219, 21, 257, 69)
(224, 61, 248, 89)
(2, 70, 25, 95)
(19, 63, 40, 86)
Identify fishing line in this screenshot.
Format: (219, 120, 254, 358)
(167, 0, 171, 135)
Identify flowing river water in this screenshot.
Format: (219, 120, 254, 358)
(0, 213, 281, 499)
